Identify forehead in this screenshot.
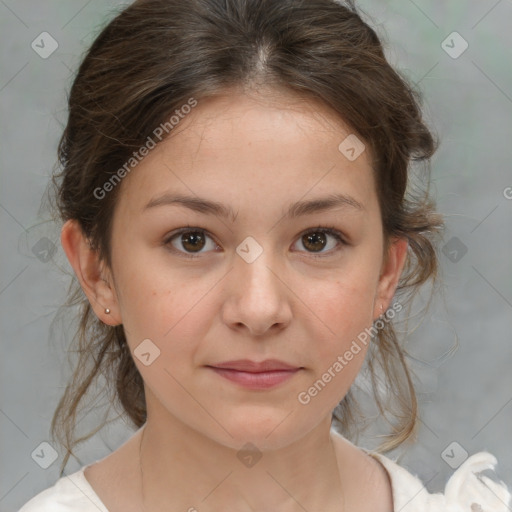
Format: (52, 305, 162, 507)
(115, 90, 377, 218)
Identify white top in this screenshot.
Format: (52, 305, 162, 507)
(18, 450, 511, 511)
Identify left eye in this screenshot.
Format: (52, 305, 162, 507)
(292, 227, 346, 257)
(164, 226, 346, 259)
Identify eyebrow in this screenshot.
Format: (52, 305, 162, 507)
(142, 192, 365, 222)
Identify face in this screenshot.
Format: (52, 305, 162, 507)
(75, 89, 407, 450)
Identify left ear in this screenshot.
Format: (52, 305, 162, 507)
(373, 237, 408, 320)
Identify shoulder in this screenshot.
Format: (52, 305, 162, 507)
(369, 450, 512, 512)
(18, 468, 109, 512)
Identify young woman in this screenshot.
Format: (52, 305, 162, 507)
(19, 0, 511, 510)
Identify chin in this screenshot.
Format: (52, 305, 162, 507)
(205, 413, 316, 452)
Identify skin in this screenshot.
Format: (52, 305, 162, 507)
(61, 87, 407, 512)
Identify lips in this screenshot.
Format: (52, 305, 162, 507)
(207, 359, 302, 372)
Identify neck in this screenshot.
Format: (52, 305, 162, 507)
(138, 408, 346, 512)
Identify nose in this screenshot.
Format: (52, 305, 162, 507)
(221, 247, 292, 337)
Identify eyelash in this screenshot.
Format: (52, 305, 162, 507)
(163, 225, 348, 260)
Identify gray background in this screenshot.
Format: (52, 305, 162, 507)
(1, 1, 511, 510)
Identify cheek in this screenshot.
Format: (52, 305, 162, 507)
(118, 263, 218, 365)
(121, 280, 210, 407)
(297, 262, 379, 396)
(305, 271, 377, 340)
(296, 281, 376, 410)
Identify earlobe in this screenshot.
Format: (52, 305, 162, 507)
(60, 219, 121, 326)
(373, 237, 408, 319)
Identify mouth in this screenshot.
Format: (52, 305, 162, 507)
(207, 359, 302, 372)
(205, 360, 303, 390)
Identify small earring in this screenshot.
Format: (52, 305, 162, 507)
(105, 308, 110, 314)
(380, 304, 384, 313)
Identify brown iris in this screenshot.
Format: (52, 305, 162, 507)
(177, 229, 330, 254)
(302, 231, 327, 252)
(180, 231, 206, 252)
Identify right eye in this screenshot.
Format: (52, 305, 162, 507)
(164, 227, 220, 259)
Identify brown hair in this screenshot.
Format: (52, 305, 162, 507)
(48, 0, 444, 474)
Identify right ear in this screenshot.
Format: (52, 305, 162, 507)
(60, 219, 121, 326)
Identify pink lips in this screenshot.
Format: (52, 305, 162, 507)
(206, 359, 302, 390)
